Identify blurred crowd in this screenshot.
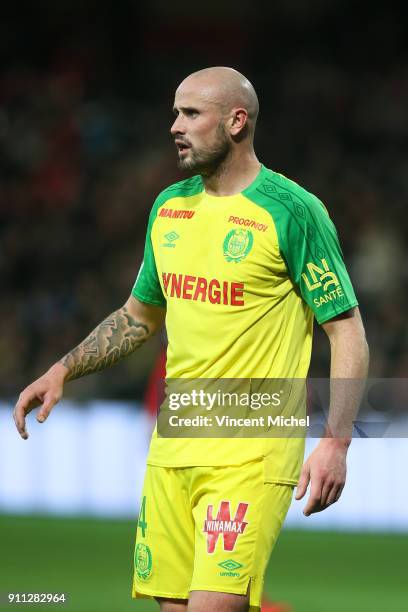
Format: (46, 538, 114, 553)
(1, 1, 407, 399)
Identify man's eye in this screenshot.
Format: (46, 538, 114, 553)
(186, 110, 199, 118)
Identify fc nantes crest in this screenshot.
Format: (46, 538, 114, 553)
(135, 543, 152, 580)
(223, 229, 253, 263)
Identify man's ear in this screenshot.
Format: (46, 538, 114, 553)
(229, 108, 248, 136)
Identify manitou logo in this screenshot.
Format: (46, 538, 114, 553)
(203, 501, 249, 554)
(159, 208, 195, 219)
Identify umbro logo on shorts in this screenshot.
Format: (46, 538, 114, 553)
(203, 501, 249, 554)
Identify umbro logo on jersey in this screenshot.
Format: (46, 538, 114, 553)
(159, 208, 195, 219)
(162, 231, 180, 248)
(228, 215, 268, 232)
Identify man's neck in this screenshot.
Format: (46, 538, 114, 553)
(202, 151, 261, 196)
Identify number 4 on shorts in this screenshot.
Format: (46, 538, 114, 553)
(138, 495, 147, 537)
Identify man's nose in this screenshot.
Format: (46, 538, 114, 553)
(170, 115, 185, 136)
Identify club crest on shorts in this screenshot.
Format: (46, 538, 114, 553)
(223, 229, 253, 263)
(135, 543, 152, 579)
(203, 501, 249, 554)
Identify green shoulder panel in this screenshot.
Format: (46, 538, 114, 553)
(132, 175, 204, 306)
(244, 166, 358, 323)
(155, 174, 204, 202)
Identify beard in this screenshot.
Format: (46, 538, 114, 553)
(177, 123, 231, 175)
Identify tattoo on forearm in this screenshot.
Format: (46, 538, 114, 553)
(59, 307, 150, 381)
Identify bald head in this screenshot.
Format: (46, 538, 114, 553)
(171, 67, 259, 173)
(176, 67, 259, 138)
(185, 67, 258, 120)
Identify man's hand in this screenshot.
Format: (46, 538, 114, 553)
(13, 296, 165, 440)
(295, 438, 349, 516)
(296, 307, 368, 516)
(13, 363, 69, 440)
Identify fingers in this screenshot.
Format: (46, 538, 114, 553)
(295, 465, 310, 500)
(303, 476, 323, 516)
(37, 392, 59, 423)
(14, 386, 59, 439)
(320, 479, 334, 508)
(304, 478, 345, 516)
(13, 406, 29, 440)
(327, 482, 344, 506)
(13, 391, 40, 440)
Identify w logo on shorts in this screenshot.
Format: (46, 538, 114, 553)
(203, 501, 249, 554)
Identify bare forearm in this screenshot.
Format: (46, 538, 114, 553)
(329, 327, 369, 380)
(297, 309, 369, 516)
(323, 310, 369, 442)
(59, 305, 151, 381)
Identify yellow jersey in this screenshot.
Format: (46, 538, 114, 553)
(132, 165, 358, 483)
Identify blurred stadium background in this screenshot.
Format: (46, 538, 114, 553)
(1, 1, 407, 610)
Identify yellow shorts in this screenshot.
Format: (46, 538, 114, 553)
(132, 459, 293, 611)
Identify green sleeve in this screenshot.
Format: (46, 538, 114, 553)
(278, 193, 358, 324)
(244, 167, 358, 323)
(132, 202, 166, 307)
